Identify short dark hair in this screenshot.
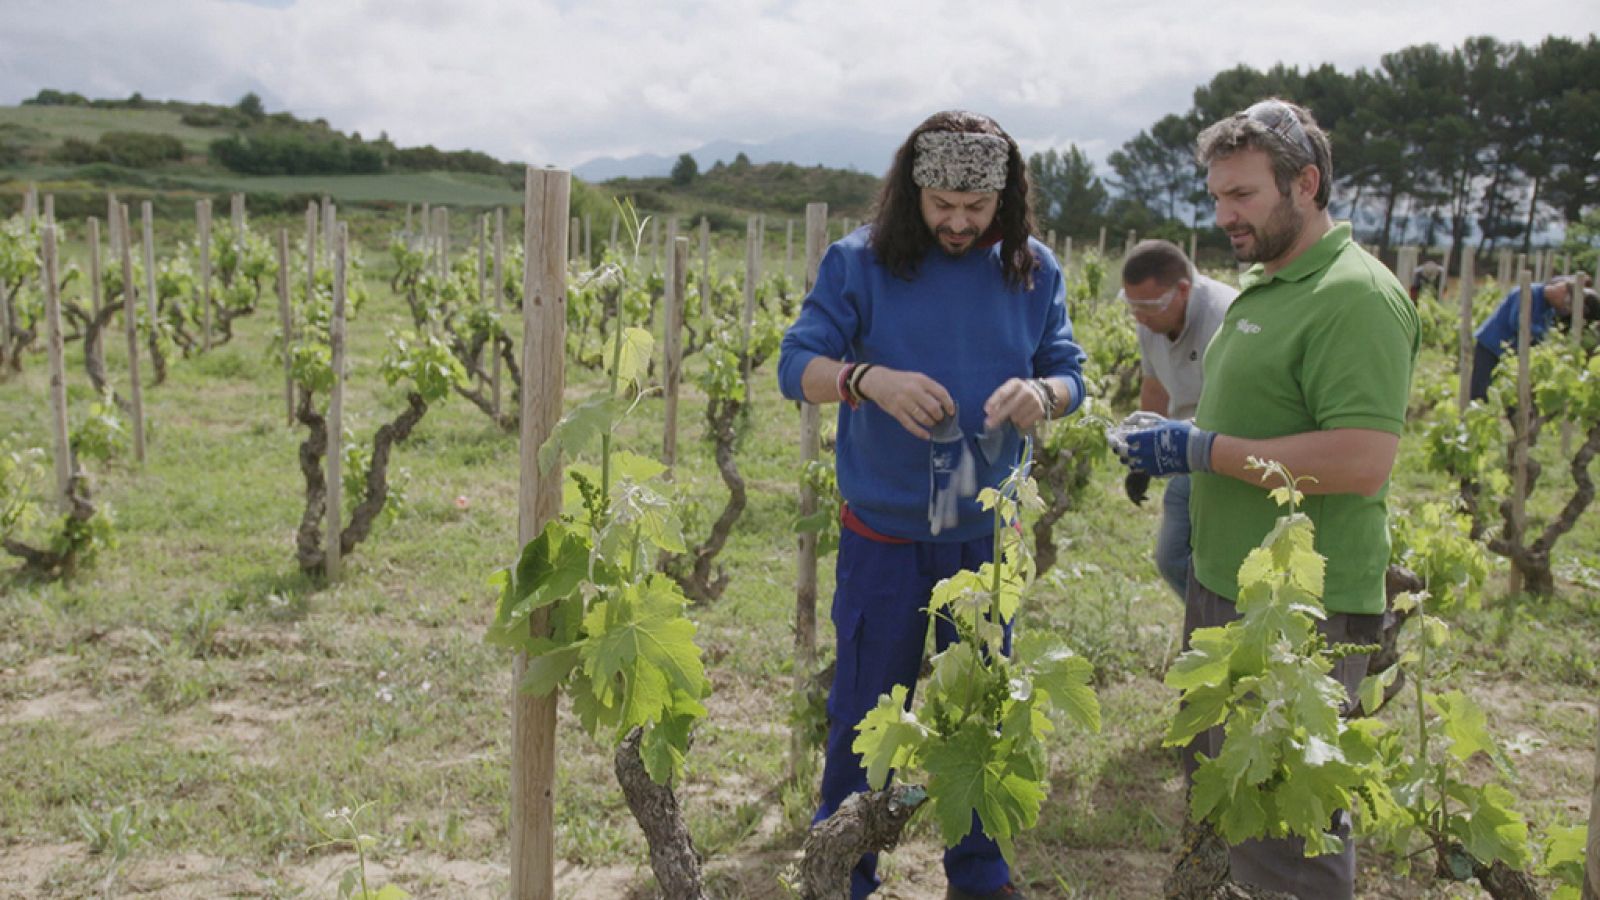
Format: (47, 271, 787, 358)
(1121, 240, 1192, 287)
(1196, 97, 1333, 210)
(869, 110, 1039, 289)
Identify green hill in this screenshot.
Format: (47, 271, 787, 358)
(0, 91, 879, 226)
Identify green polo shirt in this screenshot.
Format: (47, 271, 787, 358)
(1190, 223, 1419, 614)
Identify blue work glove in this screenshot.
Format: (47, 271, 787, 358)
(1107, 412, 1217, 477)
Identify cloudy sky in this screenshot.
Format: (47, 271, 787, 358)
(3, 0, 1592, 172)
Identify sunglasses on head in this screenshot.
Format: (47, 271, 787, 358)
(1243, 99, 1317, 160)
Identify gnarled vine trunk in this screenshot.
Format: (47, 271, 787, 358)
(663, 395, 743, 604)
(794, 785, 926, 900)
(613, 727, 706, 900)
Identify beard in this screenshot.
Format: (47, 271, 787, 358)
(934, 224, 982, 256)
(1228, 193, 1304, 265)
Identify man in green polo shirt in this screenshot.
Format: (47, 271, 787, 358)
(1111, 98, 1419, 899)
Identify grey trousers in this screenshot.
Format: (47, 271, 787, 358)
(1182, 566, 1382, 900)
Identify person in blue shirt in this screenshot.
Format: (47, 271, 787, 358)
(1469, 276, 1598, 402)
(777, 109, 1085, 900)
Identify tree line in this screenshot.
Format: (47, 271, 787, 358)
(1029, 34, 1599, 258)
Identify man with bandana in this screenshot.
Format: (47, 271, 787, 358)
(778, 110, 1085, 900)
(1111, 98, 1419, 899)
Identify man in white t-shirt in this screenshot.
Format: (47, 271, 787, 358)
(1119, 240, 1237, 597)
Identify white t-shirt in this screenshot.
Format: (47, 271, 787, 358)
(1137, 274, 1237, 420)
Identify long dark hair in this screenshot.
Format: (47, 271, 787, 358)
(869, 110, 1040, 290)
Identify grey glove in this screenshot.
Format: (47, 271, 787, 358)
(929, 408, 977, 536)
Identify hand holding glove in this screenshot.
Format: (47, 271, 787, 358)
(1107, 411, 1217, 477)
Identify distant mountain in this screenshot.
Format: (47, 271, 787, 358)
(574, 127, 899, 182)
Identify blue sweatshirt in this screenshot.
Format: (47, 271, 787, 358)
(778, 228, 1085, 542)
(1476, 283, 1558, 358)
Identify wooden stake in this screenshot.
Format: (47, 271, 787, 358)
(740, 215, 760, 402)
(198, 199, 213, 351)
(22, 184, 37, 224)
(326, 224, 348, 581)
(404, 204, 413, 246)
(650, 217, 661, 274)
(305, 202, 318, 306)
(699, 217, 711, 323)
(276, 229, 295, 427)
(230, 192, 245, 236)
(583, 215, 592, 264)
(87, 217, 102, 317)
(1567, 269, 1593, 455)
(792, 201, 828, 781)
(1455, 249, 1475, 413)
(569, 215, 581, 268)
(492, 208, 505, 420)
(1046, 229, 1057, 256)
(323, 197, 336, 268)
(1188, 231, 1197, 266)
(119, 204, 145, 464)
(42, 213, 72, 512)
(1584, 710, 1600, 900)
(139, 202, 156, 322)
(511, 166, 569, 900)
(662, 235, 687, 473)
(785, 219, 794, 285)
(1097, 226, 1106, 256)
(1509, 268, 1533, 596)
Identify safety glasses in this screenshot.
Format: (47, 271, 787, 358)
(1118, 284, 1179, 313)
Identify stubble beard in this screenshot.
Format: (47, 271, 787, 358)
(1232, 193, 1304, 266)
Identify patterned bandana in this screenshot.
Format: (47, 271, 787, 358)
(911, 131, 1009, 193)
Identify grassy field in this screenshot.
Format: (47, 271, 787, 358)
(0, 106, 224, 156)
(0, 211, 1595, 899)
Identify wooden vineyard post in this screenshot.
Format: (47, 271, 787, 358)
(1439, 243, 1453, 296)
(1568, 269, 1593, 455)
(1124, 229, 1136, 261)
(1396, 246, 1416, 291)
(276, 229, 295, 426)
(42, 211, 72, 513)
(1046, 229, 1057, 257)
(140, 202, 157, 321)
(119, 204, 145, 463)
(792, 201, 828, 781)
(569, 215, 581, 268)
(305, 202, 318, 307)
(230, 192, 245, 236)
(512, 166, 568, 900)
(324, 197, 337, 268)
(785, 218, 794, 285)
(434, 207, 449, 282)
(1585, 711, 1600, 899)
(1509, 268, 1533, 596)
(740, 215, 761, 403)
(1456, 248, 1475, 413)
(492, 208, 505, 420)
(87, 217, 102, 316)
(650, 216, 661, 275)
(1098, 226, 1107, 257)
(1188, 231, 1197, 266)
(662, 236, 688, 473)
(583, 215, 592, 265)
(404, 204, 413, 246)
(198, 199, 213, 351)
(477, 214, 488, 392)
(1497, 250, 1512, 288)
(326, 224, 348, 581)
(699, 217, 711, 323)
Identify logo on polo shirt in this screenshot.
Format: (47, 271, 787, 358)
(1236, 319, 1262, 334)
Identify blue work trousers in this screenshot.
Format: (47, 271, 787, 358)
(814, 527, 1012, 899)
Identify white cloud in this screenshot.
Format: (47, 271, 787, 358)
(2, 0, 1591, 170)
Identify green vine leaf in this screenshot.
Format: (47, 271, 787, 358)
(853, 685, 929, 791)
(538, 394, 622, 475)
